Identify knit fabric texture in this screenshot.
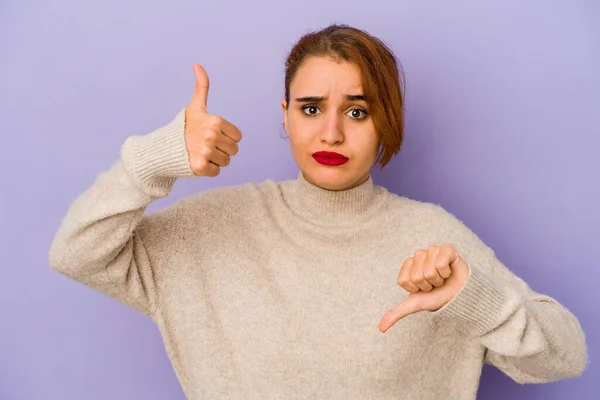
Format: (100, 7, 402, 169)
(49, 110, 588, 399)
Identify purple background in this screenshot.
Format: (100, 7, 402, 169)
(1, 0, 598, 399)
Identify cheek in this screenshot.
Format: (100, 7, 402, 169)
(286, 119, 309, 157)
(366, 124, 380, 155)
(288, 115, 318, 144)
(351, 125, 379, 157)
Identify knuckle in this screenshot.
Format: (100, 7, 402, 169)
(427, 245, 438, 252)
(411, 274, 424, 284)
(423, 270, 438, 281)
(190, 158, 206, 173)
(441, 243, 454, 252)
(414, 249, 426, 258)
(209, 115, 222, 127)
(204, 129, 218, 142)
(199, 145, 213, 157)
(398, 276, 409, 286)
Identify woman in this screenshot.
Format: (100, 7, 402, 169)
(49, 24, 587, 399)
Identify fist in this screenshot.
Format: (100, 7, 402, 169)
(379, 244, 470, 333)
(184, 64, 242, 177)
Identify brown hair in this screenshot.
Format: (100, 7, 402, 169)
(284, 24, 405, 168)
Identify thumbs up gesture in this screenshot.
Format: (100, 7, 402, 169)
(184, 64, 243, 177)
(379, 244, 470, 333)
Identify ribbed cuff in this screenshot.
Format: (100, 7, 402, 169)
(434, 265, 508, 336)
(121, 109, 196, 191)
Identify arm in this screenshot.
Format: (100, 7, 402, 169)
(49, 110, 195, 318)
(434, 208, 588, 383)
(49, 65, 242, 319)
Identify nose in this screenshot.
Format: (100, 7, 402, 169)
(320, 111, 344, 146)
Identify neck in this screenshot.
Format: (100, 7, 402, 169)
(280, 171, 387, 227)
(303, 173, 370, 191)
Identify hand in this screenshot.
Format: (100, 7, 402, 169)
(379, 244, 470, 333)
(184, 64, 243, 177)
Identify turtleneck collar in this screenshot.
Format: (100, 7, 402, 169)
(279, 171, 388, 227)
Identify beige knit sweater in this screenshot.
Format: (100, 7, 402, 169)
(49, 110, 588, 399)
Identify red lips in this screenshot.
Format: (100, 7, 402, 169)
(312, 151, 349, 166)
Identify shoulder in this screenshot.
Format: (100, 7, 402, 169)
(168, 178, 282, 226)
(384, 191, 454, 223)
(383, 191, 481, 239)
(384, 191, 493, 258)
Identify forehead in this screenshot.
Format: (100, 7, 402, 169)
(290, 56, 363, 96)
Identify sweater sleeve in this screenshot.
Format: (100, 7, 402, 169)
(431, 207, 588, 384)
(49, 109, 196, 319)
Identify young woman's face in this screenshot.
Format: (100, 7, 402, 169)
(281, 56, 379, 191)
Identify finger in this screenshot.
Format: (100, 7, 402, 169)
(423, 246, 445, 287)
(411, 250, 434, 292)
(397, 257, 420, 293)
(189, 64, 210, 112)
(205, 162, 221, 177)
(437, 244, 457, 279)
(190, 157, 220, 177)
(220, 118, 243, 143)
(379, 296, 422, 333)
(216, 135, 239, 157)
(208, 147, 231, 167)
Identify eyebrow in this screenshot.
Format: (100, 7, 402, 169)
(294, 94, 366, 102)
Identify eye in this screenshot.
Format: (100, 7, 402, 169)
(346, 107, 368, 120)
(301, 105, 321, 116)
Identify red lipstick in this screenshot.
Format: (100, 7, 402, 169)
(312, 151, 349, 166)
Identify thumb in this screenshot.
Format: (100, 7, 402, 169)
(189, 64, 210, 112)
(378, 295, 422, 333)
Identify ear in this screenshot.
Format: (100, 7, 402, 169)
(281, 99, 288, 132)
